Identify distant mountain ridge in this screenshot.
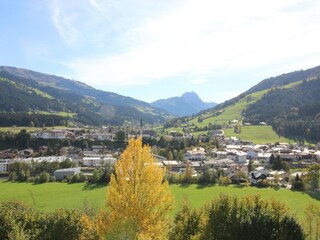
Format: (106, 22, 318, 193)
(0, 66, 172, 126)
(151, 91, 216, 116)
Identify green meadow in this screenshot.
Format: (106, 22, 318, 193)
(0, 126, 68, 133)
(223, 125, 292, 144)
(0, 181, 318, 224)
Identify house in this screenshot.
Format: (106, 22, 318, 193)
(269, 170, 287, 181)
(225, 150, 247, 163)
(162, 160, 180, 172)
(246, 149, 258, 159)
(96, 133, 115, 141)
(250, 167, 269, 184)
(37, 130, 68, 139)
(185, 147, 206, 161)
(204, 158, 235, 168)
(0, 159, 10, 172)
(216, 151, 228, 159)
(226, 165, 248, 184)
(82, 155, 116, 167)
(54, 167, 81, 180)
(257, 152, 272, 163)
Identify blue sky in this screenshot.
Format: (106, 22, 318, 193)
(1, 0, 320, 103)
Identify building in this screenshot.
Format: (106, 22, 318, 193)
(37, 130, 68, 139)
(82, 155, 116, 167)
(185, 147, 206, 161)
(54, 167, 81, 180)
(0, 159, 10, 172)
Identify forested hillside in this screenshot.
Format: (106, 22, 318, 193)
(0, 67, 171, 126)
(244, 78, 320, 141)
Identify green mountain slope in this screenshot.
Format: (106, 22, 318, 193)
(0, 66, 172, 127)
(164, 65, 320, 143)
(244, 78, 320, 141)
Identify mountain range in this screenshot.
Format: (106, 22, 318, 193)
(151, 92, 216, 117)
(0, 66, 172, 126)
(0, 66, 215, 127)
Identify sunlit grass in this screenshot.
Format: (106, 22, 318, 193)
(0, 181, 317, 225)
(0, 126, 68, 133)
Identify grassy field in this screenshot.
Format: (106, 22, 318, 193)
(0, 181, 318, 224)
(0, 126, 68, 133)
(223, 125, 292, 144)
(28, 111, 77, 118)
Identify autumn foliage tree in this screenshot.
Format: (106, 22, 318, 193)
(106, 137, 174, 239)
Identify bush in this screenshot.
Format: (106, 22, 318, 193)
(50, 176, 56, 182)
(8, 171, 17, 181)
(34, 176, 40, 183)
(71, 173, 86, 183)
(27, 177, 35, 183)
(218, 176, 231, 186)
(0, 201, 99, 240)
(38, 172, 50, 183)
(256, 179, 270, 188)
(170, 194, 305, 240)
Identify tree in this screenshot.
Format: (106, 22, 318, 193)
(169, 199, 203, 240)
(167, 151, 174, 160)
(116, 130, 126, 142)
(60, 158, 76, 169)
(307, 164, 320, 192)
(200, 194, 304, 240)
(304, 203, 320, 239)
(106, 138, 174, 239)
(269, 153, 276, 165)
(16, 129, 31, 149)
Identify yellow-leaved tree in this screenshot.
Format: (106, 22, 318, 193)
(106, 137, 174, 239)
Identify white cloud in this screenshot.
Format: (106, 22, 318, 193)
(189, 79, 208, 85)
(50, 0, 320, 88)
(215, 91, 243, 103)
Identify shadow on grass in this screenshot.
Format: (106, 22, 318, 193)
(82, 182, 107, 191)
(178, 183, 191, 188)
(305, 191, 320, 201)
(196, 184, 217, 189)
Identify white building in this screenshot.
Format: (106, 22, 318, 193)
(37, 130, 67, 139)
(185, 147, 206, 161)
(82, 155, 116, 167)
(226, 151, 247, 163)
(54, 167, 81, 180)
(94, 133, 115, 141)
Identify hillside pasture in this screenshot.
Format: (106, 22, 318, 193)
(223, 125, 292, 144)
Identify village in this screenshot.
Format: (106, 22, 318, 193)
(0, 126, 319, 187)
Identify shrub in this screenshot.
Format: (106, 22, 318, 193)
(38, 172, 50, 183)
(218, 176, 231, 186)
(27, 177, 35, 183)
(49, 176, 56, 182)
(0, 201, 99, 240)
(170, 194, 305, 240)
